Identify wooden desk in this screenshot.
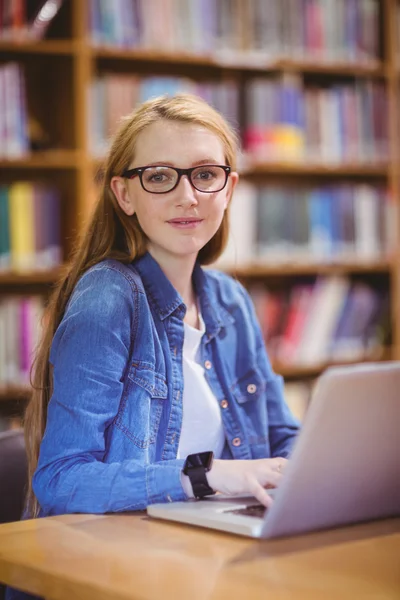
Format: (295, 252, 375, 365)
(0, 514, 399, 600)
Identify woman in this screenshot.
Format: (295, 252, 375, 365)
(24, 93, 299, 521)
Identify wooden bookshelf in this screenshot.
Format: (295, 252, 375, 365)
(228, 260, 393, 279)
(0, 40, 77, 55)
(0, 0, 399, 407)
(92, 47, 387, 77)
(0, 269, 62, 286)
(0, 150, 80, 169)
(241, 162, 390, 178)
(273, 348, 393, 379)
(0, 387, 32, 403)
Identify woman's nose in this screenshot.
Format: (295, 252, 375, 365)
(175, 175, 199, 206)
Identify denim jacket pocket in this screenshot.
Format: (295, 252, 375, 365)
(115, 360, 168, 449)
(231, 368, 266, 404)
(231, 369, 270, 449)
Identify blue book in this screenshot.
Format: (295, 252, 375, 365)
(308, 188, 334, 261)
(0, 185, 10, 270)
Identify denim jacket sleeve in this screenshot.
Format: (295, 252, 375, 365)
(237, 281, 300, 458)
(33, 266, 187, 515)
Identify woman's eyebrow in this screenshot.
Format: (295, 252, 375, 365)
(140, 158, 222, 167)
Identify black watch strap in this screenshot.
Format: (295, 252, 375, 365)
(188, 466, 215, 499)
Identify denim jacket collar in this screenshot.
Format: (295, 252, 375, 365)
(133, 252, 234, 341)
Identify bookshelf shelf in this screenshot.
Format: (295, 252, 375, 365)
(0, 151, 80, 169)
(228, 261, 393, 278)
(242, 163, 390, 178)
(273, 350, 393, 379)
(0, 387, 32, 403)
(92, 47, 386, 78)
(0, 40, 77, 55)
(92, 47, 224, 67)
(269, 59, 386, 77)
(0, 269, 62, 286)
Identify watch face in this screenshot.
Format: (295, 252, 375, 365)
(185, 451, 214, 472)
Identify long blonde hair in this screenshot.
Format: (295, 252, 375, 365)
(25, 94, 239, 516)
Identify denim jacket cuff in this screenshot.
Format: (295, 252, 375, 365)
(146, 459, 187, 504)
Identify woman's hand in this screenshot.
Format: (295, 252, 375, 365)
(206, 458, 288, 508)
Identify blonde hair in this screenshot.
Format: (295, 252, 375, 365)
(24, 94, 239, 516)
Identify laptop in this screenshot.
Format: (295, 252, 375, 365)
(147, 362, 400, 538)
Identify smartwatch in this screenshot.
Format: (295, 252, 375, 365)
(183, 451, 216, 499)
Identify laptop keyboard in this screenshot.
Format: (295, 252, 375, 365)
(225, 504, 266, 518)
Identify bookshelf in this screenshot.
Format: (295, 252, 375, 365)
(0, 0, 400, 421)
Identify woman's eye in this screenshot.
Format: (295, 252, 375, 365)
(146, 173, 169, 183)
(196, 170, 216, 180)
(150, 174, 165, 181)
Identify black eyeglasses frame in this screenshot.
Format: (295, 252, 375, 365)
(121, 164, 231, 194)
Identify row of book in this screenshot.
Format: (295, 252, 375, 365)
(244, 77, 388, 163)
(0, 182, 62, 272)
(89, 0, 381, 65)
(0, 295, 45, 388)
(89, 73, 389, 165)
(249, 277, 390, 367)
(219, 182, 395, 267)
(88, 75, 239, 157)
(0, 62, 29, 159)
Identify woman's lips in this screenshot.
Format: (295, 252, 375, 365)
(167, 218, 203, 229)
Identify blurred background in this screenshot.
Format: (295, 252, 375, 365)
(0, 0, 399, 431)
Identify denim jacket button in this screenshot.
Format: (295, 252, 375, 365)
(204, 360, 212, 370)
(220, 399, 228, 409)
(247, 383, 257, 394)
(232, 437, 241, 447)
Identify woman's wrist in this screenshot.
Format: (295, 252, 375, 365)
(181, 472, 195, 498)
(205, 459, 221, 492)
(181, 459, 221, 498)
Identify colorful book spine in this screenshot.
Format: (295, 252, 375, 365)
(87, 0, 380, 64)
(0, 295, 45, 388)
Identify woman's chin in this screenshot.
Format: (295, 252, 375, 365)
(168, 239, 207, 257)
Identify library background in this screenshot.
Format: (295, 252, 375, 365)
(0, 0, 399, 431)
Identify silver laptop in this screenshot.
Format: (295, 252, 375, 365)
(147, 362, 400, 538)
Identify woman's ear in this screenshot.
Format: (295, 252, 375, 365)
(110, 176, 135, 216)
(224, 171, 239, 209)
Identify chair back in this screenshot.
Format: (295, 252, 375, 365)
(0, 429, 27, 524)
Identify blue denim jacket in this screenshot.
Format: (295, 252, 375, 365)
(31, 252, 299, 516)
(6, 252, 299, 599)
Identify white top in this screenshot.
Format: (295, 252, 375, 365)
(177, 312, 226, 460)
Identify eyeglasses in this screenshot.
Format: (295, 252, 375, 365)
(121, 164, 231, 194)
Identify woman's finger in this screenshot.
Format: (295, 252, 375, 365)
(249, 479, 274, 508)
(258, 468, 283, 489)
(272, 458, 288, 473)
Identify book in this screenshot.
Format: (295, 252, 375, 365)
(0, 185, 10, 271)
(8, 182, 35, 272)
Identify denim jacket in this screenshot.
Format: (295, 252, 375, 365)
(6, 252, 300, 599)
(32, 252, 299, 516)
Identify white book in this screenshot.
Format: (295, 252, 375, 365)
(354, 185, 380, 259)
(296, 276, 350, 365)
(4, 63, 27, 158)
(320, 89, 341, 164)
(215, 181, 257, 268)
(4, 297, 19, 385)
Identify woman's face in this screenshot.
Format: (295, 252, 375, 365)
(111, 119, 238, 264)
